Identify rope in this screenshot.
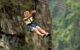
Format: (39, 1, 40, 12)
(31, 0, 46, 28)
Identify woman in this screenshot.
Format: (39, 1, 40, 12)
(23, 10, 49, 37)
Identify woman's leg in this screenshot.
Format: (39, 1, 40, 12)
(36, 26, 49, 35)
(32, 27, 44, 36)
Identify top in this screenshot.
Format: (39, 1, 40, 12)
(24, 17, 33, 25)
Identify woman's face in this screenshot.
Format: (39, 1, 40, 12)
(24, 11, 30, 17)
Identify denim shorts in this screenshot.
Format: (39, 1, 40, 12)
(27, 22, 37, 32)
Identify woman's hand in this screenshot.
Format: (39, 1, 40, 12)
(31, 10, 36, 13)
(23, 18, 27, 21)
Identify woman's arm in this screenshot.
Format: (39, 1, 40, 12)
(23, 18, 28, 21)
(23, 16, 31, 21)
(31, 10, 36, 14)
(23, 14, 32, 21)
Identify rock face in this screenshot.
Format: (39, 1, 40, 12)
(31, 0, 52, 50)
(0, 0, 52, 50)
(0, 3, 22, 35)
(0, 0, 25, 50)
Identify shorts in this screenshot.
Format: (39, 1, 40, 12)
(27, 22, 37, 32)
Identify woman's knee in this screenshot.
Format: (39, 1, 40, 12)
(36, 26, 43, 30)
(32, 27, 37, 32)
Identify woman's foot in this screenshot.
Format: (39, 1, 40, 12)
(45, 32, 50, 37)
(42, 34, 46, 38)
(42, 33, 50, 38)
(45, 32, 49, 36)
(46, 34, 50, 37)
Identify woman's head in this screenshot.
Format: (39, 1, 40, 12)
(23, 9, 36, 17)
(24, 11, 30, 17)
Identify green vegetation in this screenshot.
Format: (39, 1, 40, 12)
(48, 0, 80, 50)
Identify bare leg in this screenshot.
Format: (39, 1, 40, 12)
(36, 26, 49, 35)
(32, 27, 44, 36)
